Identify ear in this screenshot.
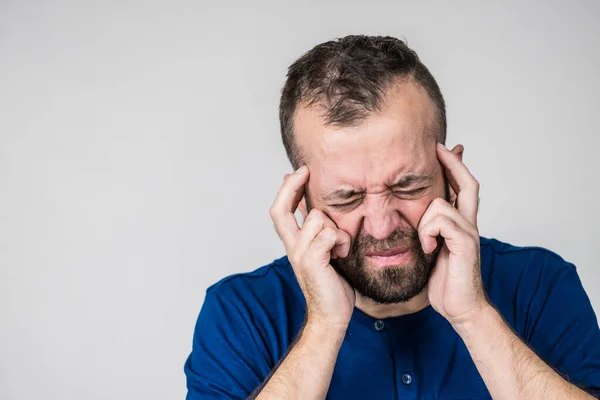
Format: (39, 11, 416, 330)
(446, 144, 464, 207)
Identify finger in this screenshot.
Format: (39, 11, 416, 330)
(436, 143, 479, 225)
(419, 197, 476, 238)
(269, 166, 309, 245)
(418, 213, 476, 256)
(297, 209, 350, 259)
(331, 227, 351, 259)
(298, 197, 309, 222)
(318, 212, 351, 259)
(305, 226, 350, 267)
(295, 209, 326, 256)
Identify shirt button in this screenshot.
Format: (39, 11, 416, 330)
(401, 373, 412, 385)
(374, 320, 385, 331)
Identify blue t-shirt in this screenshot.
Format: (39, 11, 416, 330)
(184, 237, 600, 399)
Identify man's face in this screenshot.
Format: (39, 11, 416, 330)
(294, 81, 448, 304)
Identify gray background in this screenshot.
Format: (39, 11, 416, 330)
(1, 0, 599, 399)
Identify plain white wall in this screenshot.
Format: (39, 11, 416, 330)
(1, 0, 598, 399)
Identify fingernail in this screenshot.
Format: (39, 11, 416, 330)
(437, 143, 448, 151)
(295, 165, 307, 174)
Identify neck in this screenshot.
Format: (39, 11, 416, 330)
(354, 289, 430, 319)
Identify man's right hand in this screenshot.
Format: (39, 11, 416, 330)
(269, 165, 355, 333)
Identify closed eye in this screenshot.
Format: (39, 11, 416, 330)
(392, 187, 427, 197)
(329, 198, 363, 210)
(330, 188, 427, 209)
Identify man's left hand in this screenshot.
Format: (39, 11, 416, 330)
(419, 143, 488, 327)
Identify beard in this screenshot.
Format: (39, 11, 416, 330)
(330, 225, 441, 304)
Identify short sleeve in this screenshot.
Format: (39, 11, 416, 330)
(524, 260, 600, 396)
(184, 289, 272, 399)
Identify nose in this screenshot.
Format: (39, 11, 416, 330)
(362, 195, 402, 240)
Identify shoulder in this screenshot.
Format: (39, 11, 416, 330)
(480, 236, 572, 263)
(193, 256, 305, 364)
(186, 257, 302, 395)
(479, 237, 578, 314)
(479, 237, 584, 331)
(206, 255, 300, 302)
(480, 236, 576, 283)
(479, 240, 600, 394)
(202, 256, 306, 339)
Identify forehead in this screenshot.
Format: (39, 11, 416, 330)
(294, 81, 440, 193)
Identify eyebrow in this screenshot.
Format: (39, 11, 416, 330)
(389, 173, 434, 189)
(323, 173, 434, 202)
(323, 188, 360, 202)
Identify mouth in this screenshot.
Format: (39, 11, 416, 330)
(365, 247, 412, 268)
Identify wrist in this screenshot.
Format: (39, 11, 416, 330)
(303, 318, 348, 343)
(451, 301, 499, 338)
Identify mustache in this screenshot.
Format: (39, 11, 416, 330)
(354, 226, 420, 253)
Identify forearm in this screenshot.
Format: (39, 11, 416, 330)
(454, 304, 594, 400)
(252, 322, 346, 400)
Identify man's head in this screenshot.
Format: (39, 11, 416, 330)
(279, 35, 458, 304)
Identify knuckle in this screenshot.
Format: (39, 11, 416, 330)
(322, 226, 337, 240)
(269, 206, 277, 218)
(439, 214, 454, 226)
(430, 211, 443, 224)
(430, 197, 446, 210)
(322, 226, 335, 235)
(311, 233, 324, 245)
(306, 209, 325, 227)
(313, 227, 334, 247)
(436, 197, 450, 207)
(309, 208, 323, 219)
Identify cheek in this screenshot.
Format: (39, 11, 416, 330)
(394, 198, 432, 229)
(394, 181, 446, 228)
(327, 212, 362, 242)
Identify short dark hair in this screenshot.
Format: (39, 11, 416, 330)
(279, 35, 446, 169)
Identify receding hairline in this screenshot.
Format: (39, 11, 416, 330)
(289, 77, 445, 166)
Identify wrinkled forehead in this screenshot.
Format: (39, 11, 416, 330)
(293, 82, 440, 192)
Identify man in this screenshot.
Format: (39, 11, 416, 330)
(184, 35, 600, 399)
